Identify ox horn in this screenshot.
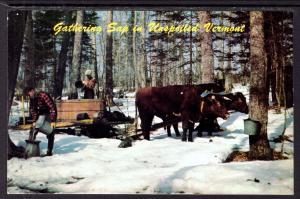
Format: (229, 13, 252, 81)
(223, 96, 232, 101)
(173, 112, 181, 117)
(201, 90, 212, 98)
(217, 91, 226, 95)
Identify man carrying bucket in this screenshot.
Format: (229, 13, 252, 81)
(24, 87, 57, 156)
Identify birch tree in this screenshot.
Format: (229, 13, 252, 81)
(140, 11, 147, 87)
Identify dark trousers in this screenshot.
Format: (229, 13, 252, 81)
(84, 88, 95, 99)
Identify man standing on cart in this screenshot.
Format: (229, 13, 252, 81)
(24, 87, 57, 156)
(82, 69, 97, 99)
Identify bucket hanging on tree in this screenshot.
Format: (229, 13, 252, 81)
(244, 118, 261, 135)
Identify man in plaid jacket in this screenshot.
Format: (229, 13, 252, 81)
(24, 87, 57, 156)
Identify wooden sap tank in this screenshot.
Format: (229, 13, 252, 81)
(56, 99, 104, 122)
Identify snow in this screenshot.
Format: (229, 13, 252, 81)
(9, 99, 30, 126)
(7, 84, 294, 194)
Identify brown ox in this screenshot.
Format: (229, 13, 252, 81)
(136, 84, 229, 141)
(164, 84, 225, 136)
(196, 92, 249, 137)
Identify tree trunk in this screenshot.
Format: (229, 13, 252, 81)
(194, 41, 201, 84)
(140, 11, 147, 87)
(159, 40, 164, 87)
(198, 11, 214, 83)
(248, 11, 273, 160)
(151, 13, 161, 87)
(70, 10, 84, 94)
(179, 39, 185, 84)
(188, 11, 193, 85)
(54, 11, 73, 98)
(282, 12, 293, 108)
(91, 32, 100, 98)
(151, 39, 158, 87)
(127, 11, 135, 90)
(23, 11, 35, 88)
(132, 11, 140, 89)
(8, 11, 28, 159)
(105, 11, 114, 105)
(220, 11, 225, 81)
(265, 13, 277, 105)
(225, 12, 233, 91)
(52, 35, 57, 95)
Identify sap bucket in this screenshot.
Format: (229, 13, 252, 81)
(25, 140, 41, 158)
(244, 118, 261, 135)
(36, 115, 53, 135)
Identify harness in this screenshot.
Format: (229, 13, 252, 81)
(200, 100, 205, 113)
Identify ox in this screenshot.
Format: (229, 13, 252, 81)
(196, 92, 248, 136)
(164, 83, 225, 137)
(179, 88, 229, 142)
(136, 84, 228, 141)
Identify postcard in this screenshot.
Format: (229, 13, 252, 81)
(7, 9, 294, 194)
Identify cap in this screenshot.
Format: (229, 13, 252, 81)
(85, 69, 92, 76)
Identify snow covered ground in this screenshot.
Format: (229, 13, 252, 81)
(7, 85, 294, 194)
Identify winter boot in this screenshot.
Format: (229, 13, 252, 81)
(143, 132, 150, 141)
(188, 132, 193, 142)
(182, 131, 187, 141)
(46, 131, 55, 156)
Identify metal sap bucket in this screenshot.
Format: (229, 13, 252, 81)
(36, 115, 53, 135)
(25, 140, 41, 158)
(244, 118, 261, 135)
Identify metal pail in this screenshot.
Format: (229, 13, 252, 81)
(244, 118, 261, 135)
(36, 115, 53, 135)
(25, 140, 41, 158)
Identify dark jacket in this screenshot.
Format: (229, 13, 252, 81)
(83, 78, 97, 99)
(29, 91, 57, 122)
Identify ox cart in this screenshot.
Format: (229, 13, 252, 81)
(11, 99, 135, 138)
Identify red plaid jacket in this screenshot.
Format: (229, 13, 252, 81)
(83, 78, 96, 89)
(29, 92, 57, 122)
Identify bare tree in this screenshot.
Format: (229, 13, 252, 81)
(23, 11, 35, 88)
(151, 39, 158, 87)
(132, 11, 139, 89)
(105, 11, 114, 104)
(54, 11, 73, 98)
(91, 32, 100, 98)
(140, 11, 147, 87)
(198, 11, 214, 83)
(248, 11, 273, 160)
(188, 11, 193, 85)
(8, 11, 28, 159)
(70, 10, 84, 94)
